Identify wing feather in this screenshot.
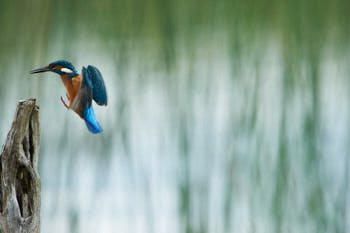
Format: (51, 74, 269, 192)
(71, 67, 93, 116)
(87, 65, 107, 106)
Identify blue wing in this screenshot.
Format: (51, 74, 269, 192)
(72, 67, 103, 134)
(87, 65, 107, 106)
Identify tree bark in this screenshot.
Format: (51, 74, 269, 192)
(0, 98, 41, 233)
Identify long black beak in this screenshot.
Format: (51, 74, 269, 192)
(30, 66, 51, 74)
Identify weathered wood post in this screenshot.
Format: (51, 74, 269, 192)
(0, 99, 41, 233)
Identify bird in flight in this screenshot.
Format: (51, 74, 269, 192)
(30, 60, 107, 134)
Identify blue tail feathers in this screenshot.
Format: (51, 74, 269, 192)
(81, 104, 103, 134)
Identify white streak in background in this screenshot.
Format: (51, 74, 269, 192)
(1, 35, 348, 233)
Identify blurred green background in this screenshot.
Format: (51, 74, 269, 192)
(0, 0, 350, 232)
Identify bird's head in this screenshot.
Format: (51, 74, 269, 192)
(30, 60, 79, 78)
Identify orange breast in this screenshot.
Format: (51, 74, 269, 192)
(60, 75, 82, 106)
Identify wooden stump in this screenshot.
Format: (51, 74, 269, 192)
(0, 99, 41, 233)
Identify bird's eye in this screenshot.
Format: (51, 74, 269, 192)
(61, 68, 73, 73)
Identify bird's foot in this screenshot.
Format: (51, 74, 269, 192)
(60, 96, 70, 109)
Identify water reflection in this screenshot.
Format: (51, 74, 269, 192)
(0, 0, 349, 232)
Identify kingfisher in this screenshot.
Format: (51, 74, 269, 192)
(30, 60, 107, 134)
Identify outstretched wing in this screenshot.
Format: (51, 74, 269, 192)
(71, 67, 103, 133)
(87, 65, 107, 106)
(71, 67, 93, 116)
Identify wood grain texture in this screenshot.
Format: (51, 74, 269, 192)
(0, 98, 41, 233)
